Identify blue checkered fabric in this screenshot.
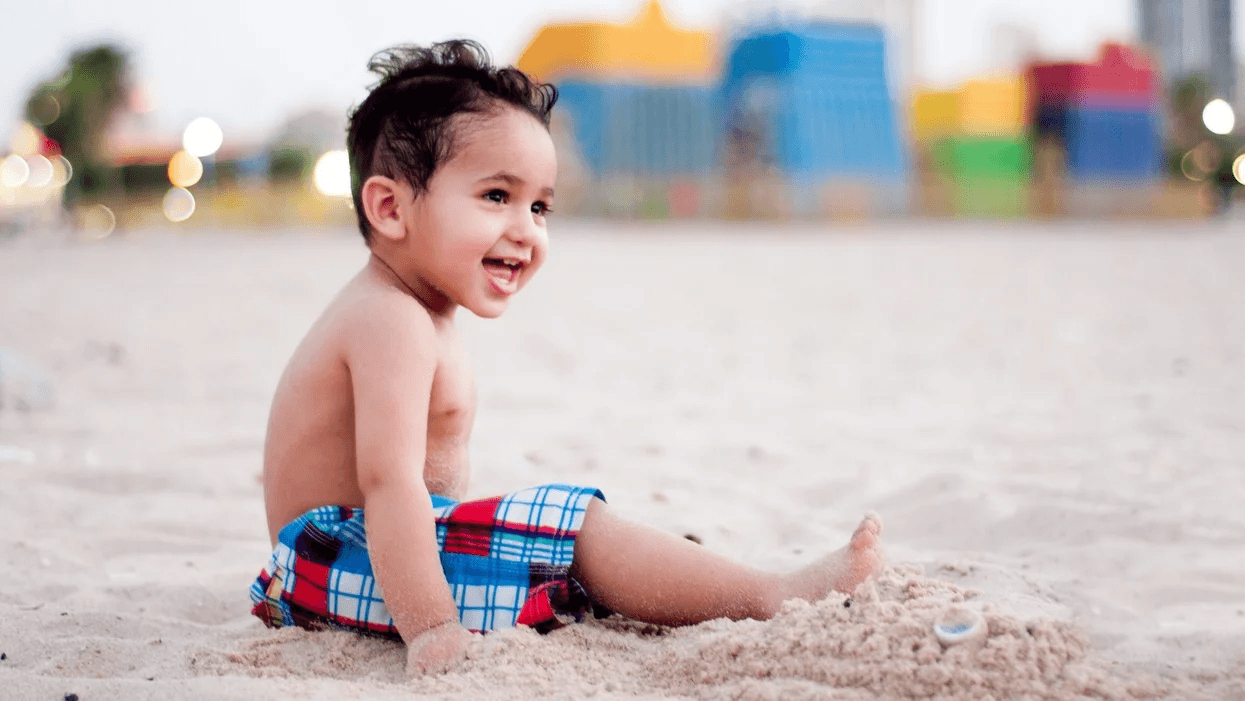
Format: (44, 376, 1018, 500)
(250, 484, 604, 635)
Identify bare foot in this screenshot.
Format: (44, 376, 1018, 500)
(786, 512, 884, 602)
(829, 512, 884, 594)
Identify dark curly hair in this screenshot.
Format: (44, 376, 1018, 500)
(346, 39, 558, 242)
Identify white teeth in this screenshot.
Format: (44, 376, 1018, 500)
(485, 256, 525, 274)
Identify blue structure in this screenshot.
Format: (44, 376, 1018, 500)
(1034, 106, 1161, 180)
(547, 19, 910, 217)
(556, 82, 718, 177)
(719, 22, 907, 182)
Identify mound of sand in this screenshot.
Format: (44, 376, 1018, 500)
(190, 566, 1158, 700)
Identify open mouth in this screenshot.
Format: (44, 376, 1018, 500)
(482, 257, 526, 293)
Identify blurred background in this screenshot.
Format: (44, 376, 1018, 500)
(1, 0, 1242, 236)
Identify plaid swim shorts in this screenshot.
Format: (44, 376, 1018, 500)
(249, 484, 606, 636)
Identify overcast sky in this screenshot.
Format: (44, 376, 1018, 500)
(1, 0, 1238, 147)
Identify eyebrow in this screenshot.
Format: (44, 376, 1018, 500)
(479, 172, 554, 198)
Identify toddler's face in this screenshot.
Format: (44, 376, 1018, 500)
(402, 107, 557, 318)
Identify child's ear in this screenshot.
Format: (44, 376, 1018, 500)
(360, 175, 408, 243)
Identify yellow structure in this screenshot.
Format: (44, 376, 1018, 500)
(516, 1, 716, 83)
(957, 77, 1028, 136)
(910, 90, 959, 142)
(910, 76, 1029, 141)
(910, 75, 1033, 219)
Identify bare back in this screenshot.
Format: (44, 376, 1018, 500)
(262, 261, 476, 543)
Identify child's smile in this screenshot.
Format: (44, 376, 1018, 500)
(481, 256, 528, 296)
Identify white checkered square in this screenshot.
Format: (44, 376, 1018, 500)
(327, 570, 369, 620)
(462, 584, 488, 609)
(491, 585, 521, 611)
(461, 607, 485, 632)
(274, 543, 297, 578)
(496, 497, 534, 529)
(493, 608, 518, 628)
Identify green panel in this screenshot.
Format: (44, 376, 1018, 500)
(931, 136, 1032, 177)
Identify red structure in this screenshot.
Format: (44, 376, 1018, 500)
(1027, 44, 1156, 110)
(1026, 44, 1161, 181)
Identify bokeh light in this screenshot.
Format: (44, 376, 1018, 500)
(1202, 99, 1235, 135)
(1181, 141, 1221, 182)
(1180, 151, 1207, 181)
(183, 117, 223, 158)
(25, 155, 53, 187)
(29, 93, 61, 125)
(313, 150, 351, 197)
(78, 204, 116, 240)
(10, 122, 41, 157)
(51, 156, 72, 187)
(162, 187, 196, 222)
(1234, 154, 1245, 186)
(167, 150, 204, 188)
(1192, 141, 1219, 172)
(0, 154, 31, 188)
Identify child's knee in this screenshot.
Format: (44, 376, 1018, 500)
(577, 497, 609, 539)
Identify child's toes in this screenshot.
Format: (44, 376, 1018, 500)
(852, 513, 883, 544)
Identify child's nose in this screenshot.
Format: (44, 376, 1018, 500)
(505, 211, 543, 246)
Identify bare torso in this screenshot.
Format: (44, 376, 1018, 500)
(262, 268, 475, 543)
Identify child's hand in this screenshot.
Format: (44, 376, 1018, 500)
(405, 621, 477, 677)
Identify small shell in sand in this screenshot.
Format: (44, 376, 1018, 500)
(934, 606, 987, 648)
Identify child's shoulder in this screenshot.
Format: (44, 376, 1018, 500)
(327, 269, 440, 357)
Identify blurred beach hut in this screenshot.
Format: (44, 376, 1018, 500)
(719, 21, 908, 218)
(1026, 43, 1162, 216)
(517, 1, 719, 217)
(519, 0, 715, 83)
(1027, 44, 1160, 181)
(910, 76, 1032, 217)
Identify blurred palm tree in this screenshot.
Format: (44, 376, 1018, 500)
(1166, 74, 1242, 210)
(24, 44, 129, 208)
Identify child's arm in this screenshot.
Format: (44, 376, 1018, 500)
(345, 295, 472, 672)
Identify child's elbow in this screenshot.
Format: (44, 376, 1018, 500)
(356, 460, 427, 504)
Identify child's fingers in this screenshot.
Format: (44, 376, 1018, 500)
(406, 624, 474, 677)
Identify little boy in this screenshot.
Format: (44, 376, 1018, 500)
(250, 40, 883, 676)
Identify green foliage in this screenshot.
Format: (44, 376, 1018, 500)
(120, 163, 169, 192)
(1167, 74, 1211, 152)
(1164, 75, 1242, 189)
(24, 44, 129, 206)
(1170, 74, 1212, 120)
(268, 148, 311, 183)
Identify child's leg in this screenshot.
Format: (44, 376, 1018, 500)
(570, 499, 883, 626)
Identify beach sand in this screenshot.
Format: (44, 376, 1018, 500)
(0, 220, 1241, 700)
